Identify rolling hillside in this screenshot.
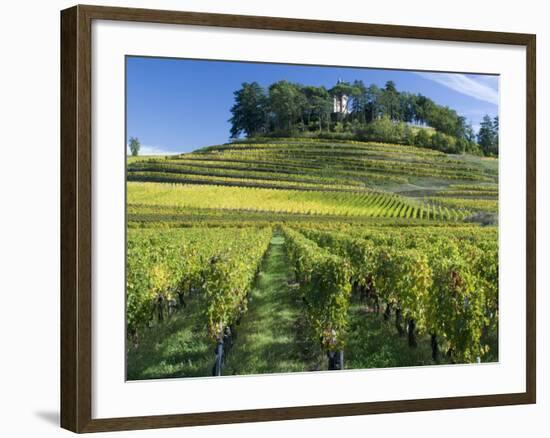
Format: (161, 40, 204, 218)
(126, 138, 499, 379)
(127, 138, 498, 226)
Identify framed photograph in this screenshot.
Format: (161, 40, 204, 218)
(60, 4, 536, 433)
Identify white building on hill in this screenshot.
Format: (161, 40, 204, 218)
(332, 78, 350, 114)
(333, 93, 350, 114)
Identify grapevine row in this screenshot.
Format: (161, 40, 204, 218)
(300, 227, 497, 363)
(126, 227, 272, 342)
(280, 226, 351, 356)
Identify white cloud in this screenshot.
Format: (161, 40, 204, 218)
(127, 144, 178, 156)
(416, 72, 499, 105)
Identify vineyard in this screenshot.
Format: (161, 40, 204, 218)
(126, 138, 498, 379)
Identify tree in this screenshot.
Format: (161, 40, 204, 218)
(301, 86, 318, 127)
(380, 81, 401, 120)
(302, 86, 331, 132)
(464, 123, 476, 143)
(463, 123, 480, 154)
(414, 129, 431, 149)
(268, 81, 303, 132)
(431, 132, 457, 153)
(426, 106, 460, 137)
(229, 82, 268, 138)
(454, 116, 467, 139)
(399, 92, 418, 124)
(365, 85, 382, 122)
(477, 115, 497, 155)
(414, 94, 435, 125)
(361, 116, 400, 143)
(350, 80, 368, 123)
(128, 137, 140, 156)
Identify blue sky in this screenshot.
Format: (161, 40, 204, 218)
(126, 56, 499, 155)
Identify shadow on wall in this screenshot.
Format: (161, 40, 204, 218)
(34, 411, 59, 427)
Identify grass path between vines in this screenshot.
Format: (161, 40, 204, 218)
(126, 232, 312, 380)
(223, 233, 313, 375)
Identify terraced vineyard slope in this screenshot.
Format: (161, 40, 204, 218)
(128, 138, 497, 227)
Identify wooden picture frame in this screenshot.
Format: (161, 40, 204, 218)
(60, 4, 536, 433)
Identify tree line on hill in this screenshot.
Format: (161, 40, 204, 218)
(229, 80, 499, 156)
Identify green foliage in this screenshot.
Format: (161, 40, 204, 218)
(355, 116, 401, 143)
(126, 227, 272, 340)
(393, 250, 432, 331)
(429, 249, 488, 362)
(229, 82, 268, 138)
(128, 181, 463, 220)
(426, 196, 498, 213)
(302, 85, 332, 132)
(430, 132, 457, 153)
(300, 225, 496, 363)
(228, 80, 492, 155)
(128, 137, 140, 156)
(477, 114, 499, 156)
(282, 227, 351, 350)
(414, 128, 432, 148)
(268, 81, 306, 133)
